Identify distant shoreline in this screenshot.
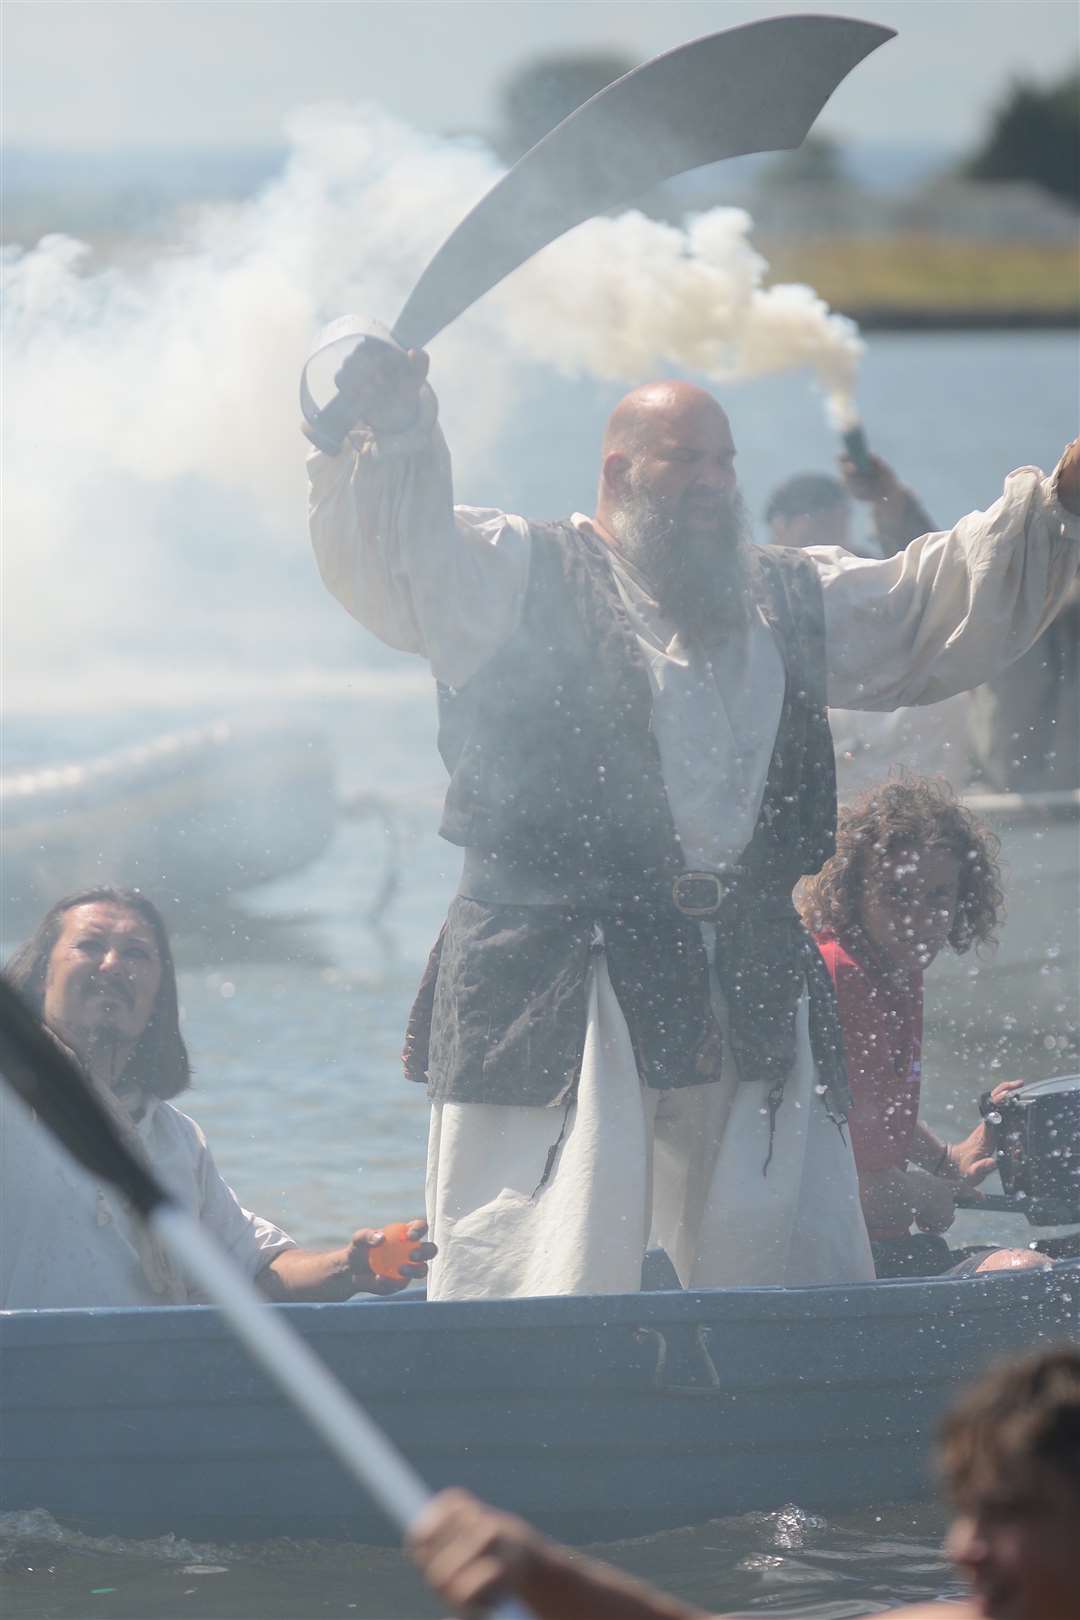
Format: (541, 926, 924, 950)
(850, 307, 1079, 332)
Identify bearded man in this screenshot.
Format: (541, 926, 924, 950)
(307, 333, 1080, 1301)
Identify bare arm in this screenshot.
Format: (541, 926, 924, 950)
(859, 1166, 956, 1236)
(909, 1080, 1024, 1188)
(816, 443, 1080, 711)
(909, 1119, 952, 1174)
(260, 1222, 434, 1302)
(408, 1491, 714, 1620)
(884, 1608, 979, 1619)
(839, 450, 936, 560)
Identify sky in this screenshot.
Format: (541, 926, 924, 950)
(4, 0, 1078, 155)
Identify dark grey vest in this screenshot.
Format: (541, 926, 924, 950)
(405, 522, 847, 1120)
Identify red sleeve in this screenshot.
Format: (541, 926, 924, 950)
(816, 935, 908, 1174)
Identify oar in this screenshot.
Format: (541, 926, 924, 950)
(0, 978, 533, 1620)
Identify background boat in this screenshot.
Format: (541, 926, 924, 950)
(0, 719, 338, 929)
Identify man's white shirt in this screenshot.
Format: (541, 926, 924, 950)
(1, 1087, 295, 1309)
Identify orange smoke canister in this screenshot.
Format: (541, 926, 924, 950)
(368, 1221, 421, 1282)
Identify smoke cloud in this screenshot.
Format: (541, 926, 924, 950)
(2, 103, 861, 711)
(493, 206, 862, 425)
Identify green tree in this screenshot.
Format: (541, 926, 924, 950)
(965, 71, 1080, 206)
(493, 52, 636, 165)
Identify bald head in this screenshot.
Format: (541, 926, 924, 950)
(602, 381, 732, 459)
(595, 379, 738, 541)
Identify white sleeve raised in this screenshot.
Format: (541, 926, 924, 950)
(813, 461, 1080, 711)
(307, 385, 530, 689)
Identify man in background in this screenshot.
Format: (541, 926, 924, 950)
(765, 448, 934, 561)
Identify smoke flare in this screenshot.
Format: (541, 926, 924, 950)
(494, 205, 862, 426)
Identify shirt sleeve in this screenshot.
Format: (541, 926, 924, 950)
(188, 1122, 297, 1285)
(307, 384, 531, 690)
(811, 459, 1080, 711)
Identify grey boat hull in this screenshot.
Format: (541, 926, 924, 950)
(2, 1265, 1077, 1545)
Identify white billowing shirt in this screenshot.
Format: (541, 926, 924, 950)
(308, 391, 1079, 845)
(0, 1088, 296, 1310)
(597, 539, 784, 868)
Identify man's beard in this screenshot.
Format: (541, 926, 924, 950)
(608, 472, 752, 642)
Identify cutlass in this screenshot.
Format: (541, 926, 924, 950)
(301, 13, 895, 450)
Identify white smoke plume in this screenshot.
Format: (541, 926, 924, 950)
(2, 103, 861, 710)
(493, 206, 862, 426)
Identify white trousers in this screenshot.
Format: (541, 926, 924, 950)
(425, 953, 874, 1300)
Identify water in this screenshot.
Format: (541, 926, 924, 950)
(2, 331, 1078, 1616)
(0, 1503, 964, 1618)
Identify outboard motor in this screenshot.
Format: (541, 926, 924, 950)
(981, 1075, 1080, 1227)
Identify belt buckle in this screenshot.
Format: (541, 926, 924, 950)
(672, 871, 726, 918)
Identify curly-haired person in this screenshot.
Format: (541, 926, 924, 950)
(797, 776, 1047, 1279)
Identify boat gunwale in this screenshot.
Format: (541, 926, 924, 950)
(2, 1259, 1077, 1347)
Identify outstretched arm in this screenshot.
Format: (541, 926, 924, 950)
(817, 439, 1080, 711)
(260, 1221, 435, 1302)
(407, 1490, 715, 1620)
(858, 1166, 956, 1237)
(306, 332, 529, 689)
(838, 449, 936, 559)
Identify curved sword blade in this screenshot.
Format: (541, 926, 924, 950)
(392, 14, 895, 350)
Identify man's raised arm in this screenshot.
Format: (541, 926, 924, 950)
(305, 336, 529, 689)
(815, 438, 1080, 712)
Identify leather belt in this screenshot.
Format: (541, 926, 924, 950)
(459, 849, 755, 920)
(459, 848, 658, 909)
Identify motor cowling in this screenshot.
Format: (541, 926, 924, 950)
(982, 1075, 1080, 1226)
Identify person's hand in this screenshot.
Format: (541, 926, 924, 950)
(407, 1488, 549, 1614)
(838, 450, 903, 505)
(1054, 436, 1080, 516)
(949, 1080, 1025, 1187)
(333, 340, 429, 436)
(910, 1170, 957, 1235)
(346, 1219, 436, 1295)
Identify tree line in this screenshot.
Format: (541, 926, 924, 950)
(494, 52, 1079, 208)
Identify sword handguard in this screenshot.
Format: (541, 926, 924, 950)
(300, 320, 404, 455)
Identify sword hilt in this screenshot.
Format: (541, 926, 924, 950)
(301, 389, 369, 455)
(300, 327, 407, 456)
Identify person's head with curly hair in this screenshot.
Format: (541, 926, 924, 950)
(939, 1347, 1080, 1620)
(797, 774, 1004, 976)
